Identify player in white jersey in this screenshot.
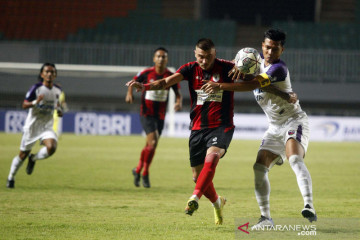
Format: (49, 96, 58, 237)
(201, 29, 317, 226)
(6, 63, 63, 189)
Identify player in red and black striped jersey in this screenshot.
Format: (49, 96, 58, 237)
(126, 47, 182, 188)
(127, 39, 233, 225)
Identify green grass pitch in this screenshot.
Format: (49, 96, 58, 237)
(0, 133, 359, 239)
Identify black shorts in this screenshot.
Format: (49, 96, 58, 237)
(189, 126, 234, 167)
(140, 115, 165, 135)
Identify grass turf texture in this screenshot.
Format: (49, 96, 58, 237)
(0, 133, 359, 239)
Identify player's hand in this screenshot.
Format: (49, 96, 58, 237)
(174, 102, 182, 112)
(125, 93, 134, 103)
(228, 66, 244, 81)
(36, 94, 44, 104)
(201, 80, 220, 94)
(57, 109, 63, 117)
(288, 92, 298, 104)
(126, 80, 144, 92)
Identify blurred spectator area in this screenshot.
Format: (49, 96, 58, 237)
(0, 0, 359, 48)
(1, 0, 360, 116)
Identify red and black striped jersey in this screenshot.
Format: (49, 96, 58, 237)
(177, 58, 235, 130)
(134, 66, 180, 120)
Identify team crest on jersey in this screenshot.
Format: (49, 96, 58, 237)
(149, 78, 154, 83)
(288, 130, 295, 135)
(212, 74, 220, 82)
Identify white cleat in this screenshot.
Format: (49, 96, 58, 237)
(251, 215, 274, 231)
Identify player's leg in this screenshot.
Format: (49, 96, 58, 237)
(251, 149, 279, 229)
(7, 133, 36, 188)
(141, 130, 159, 188)
(286, 138, 316, 222)
(26, 138, 57, 175)
(7, 150, 30, 188)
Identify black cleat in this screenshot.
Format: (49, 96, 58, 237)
(302, 204, 317, 222)
(26, 154, 36, 175)
(142, 174, 151, 188)
(132, 168, 140, 187)
(6, 179, 15, 188)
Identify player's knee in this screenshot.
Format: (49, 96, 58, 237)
(47, 145, 57, 156)
(192, 177, 197, 183)
(204, 152, 220, 164)
(288, 155, 303, 165)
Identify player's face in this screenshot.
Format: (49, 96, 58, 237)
(41, 66, 56, 84)
(194, 47, 216, 71)
(153, 50, 168, 68)
(262, 38, 284, 65)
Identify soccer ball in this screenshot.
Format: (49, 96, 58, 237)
(234, 47, 261, 74)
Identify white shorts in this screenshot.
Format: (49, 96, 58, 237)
(259, 112, 310, 161)
(20, 129, 58, 151)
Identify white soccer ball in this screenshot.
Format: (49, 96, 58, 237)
(234, 47, 261, 74)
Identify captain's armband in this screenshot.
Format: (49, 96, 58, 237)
(258, 73, 271, 88)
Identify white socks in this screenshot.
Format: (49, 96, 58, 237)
(33, 147, 49, 160)
(253, 163, 271, 218)
(289, 155, 314, 209)
(212, 196, 222, 209)
(8, 156, 24, 180)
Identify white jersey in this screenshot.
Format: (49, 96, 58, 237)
(23, 82, 62, 142)
(253, 55, 305, 125)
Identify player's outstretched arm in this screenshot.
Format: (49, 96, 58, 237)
(201, 74, 271, 93)
(262, 85, 298, 103)
(126, 73, 184, 91)
(125, 80, 135, 103)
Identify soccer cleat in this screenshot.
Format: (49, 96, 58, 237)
(6, 179, 15, 188)
(184, 198, 199, 216)
(302, 204, 317, 222)
(132, 168, 140, 187)
(142, 174, 150, 188)
(214, 196, 226, 225)
(251, 215, 274, 230)
(26, 154, 36, 175)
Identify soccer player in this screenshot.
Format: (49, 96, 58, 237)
(126, 47, 182, 188)
(6, 63, 63, 189)
(201, 29, 317, 227)
(127, 39, 280, 225)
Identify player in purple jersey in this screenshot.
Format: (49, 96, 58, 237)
(127, 38, 236, 225)
(201, 29, 317, 227)
(6, 63, 63, 189)
(126, 47, 182, 188)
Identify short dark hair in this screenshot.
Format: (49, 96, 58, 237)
(264, 29, 286, 46)
(196, 38, 215, 51)
(154, 47, 168, 54)
(38, 62, 57, 82)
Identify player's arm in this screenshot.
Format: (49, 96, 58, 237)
(125, 78, 135, 103)
(201, 73, 271, 93)
(22, 94, 44, 109)
(126, 73, 184, 91)
(262, 85, 298, 103)
(173, 87, 182, 112)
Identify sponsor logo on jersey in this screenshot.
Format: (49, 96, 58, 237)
(288, 130, 295, 135)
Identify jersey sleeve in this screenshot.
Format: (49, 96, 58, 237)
(266, 63, 288, 83)
(176, 62, 194, 80)
(24, 84, 39, 102)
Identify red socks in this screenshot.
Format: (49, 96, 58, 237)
(193, 152, 220, 201)
(136, 145, 155, 176)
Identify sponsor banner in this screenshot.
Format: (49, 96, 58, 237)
(1, 110, 360, 141)
(0, 110, 142, 135)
